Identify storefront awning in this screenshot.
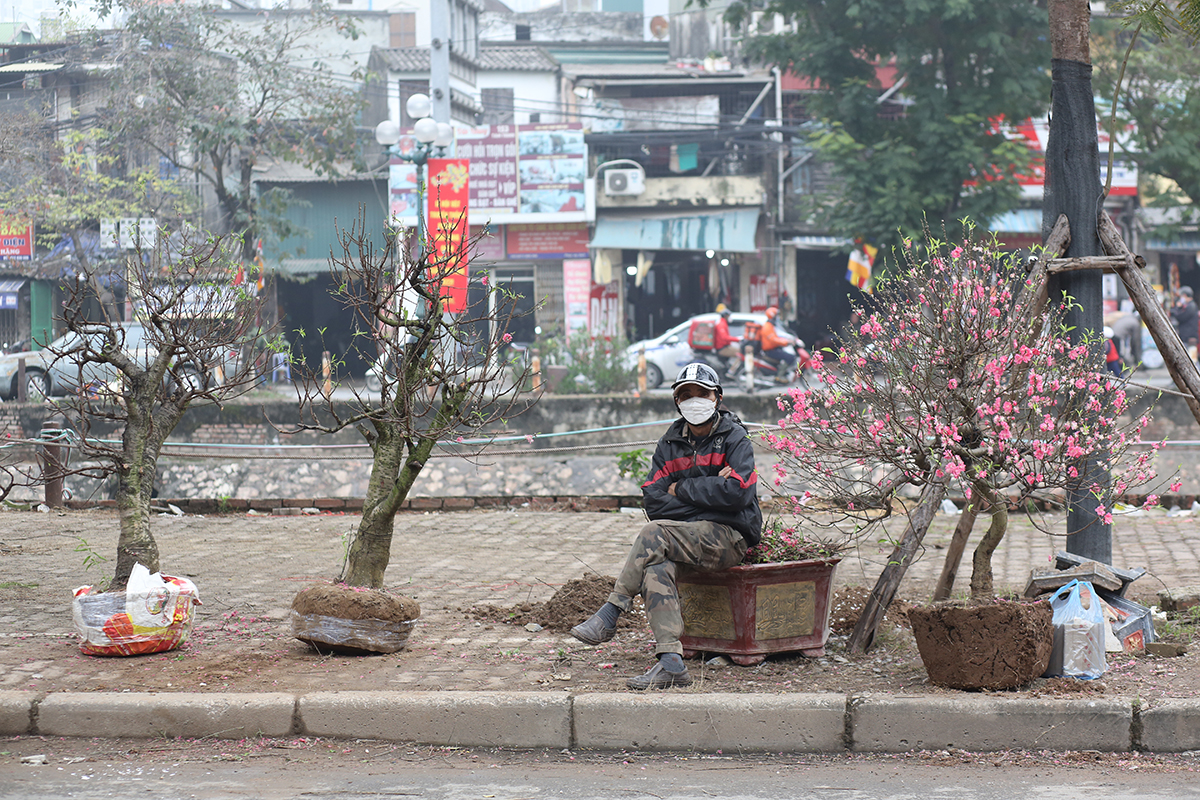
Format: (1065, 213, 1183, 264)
(782, 235, 850, 250)
(589, 209, 760, 253)
(989, 209, 1041, 233)
(1146, 234, 1200, 251)
(0, 277, 27, 311)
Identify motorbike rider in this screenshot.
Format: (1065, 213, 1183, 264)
(758, 306, 797, 382)
(712, 304, 742, 378)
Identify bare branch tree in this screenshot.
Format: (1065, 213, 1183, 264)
(7, 227, 272, 589)
(281, 208, 534, 589)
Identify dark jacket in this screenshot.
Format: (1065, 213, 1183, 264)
(641, 409, 763, 545)
(1171, 299, 1199, 344)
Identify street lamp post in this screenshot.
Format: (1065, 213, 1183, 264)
(374, 92, 455, 257)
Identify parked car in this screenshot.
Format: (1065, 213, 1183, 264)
(623, 312, 767, 389)
(44, 323, 234, 398)
(0, 345, 52, 401)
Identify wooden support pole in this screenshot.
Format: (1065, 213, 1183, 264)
(1098, 212, 1200, 429)
(1046, 254, 1147, 274)
(1015, 214, 1072, 326)
(847, 478, 947, 653)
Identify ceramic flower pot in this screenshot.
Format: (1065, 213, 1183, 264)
(677, 557, 840, 665)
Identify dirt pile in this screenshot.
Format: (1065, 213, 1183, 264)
(471, 574, 647, 632)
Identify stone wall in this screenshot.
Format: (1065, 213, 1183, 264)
(3, 386, 1200, 501)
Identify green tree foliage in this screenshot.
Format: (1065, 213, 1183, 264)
(1094, 2, 1200, 233)
(723, 0, 1051, 253)
(0, 115, 189, 257)
(101, 1, 366, 259)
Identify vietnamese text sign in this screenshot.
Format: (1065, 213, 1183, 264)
(563, 259, 591, 331)
(590, 281, 621, 338)
(749, 274, 779, 313)
(507, 223, 590, 260)
(455, 123, 587, 224)
(386, 124, 588, 230)
(0, 214, 34, 260)
(427, 158, 470, 314)
(456, 125, 520, 215)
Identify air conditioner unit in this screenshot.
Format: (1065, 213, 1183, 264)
(604, 168, 645, 196)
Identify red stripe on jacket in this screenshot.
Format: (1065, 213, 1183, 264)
(643, 453, 757, 490)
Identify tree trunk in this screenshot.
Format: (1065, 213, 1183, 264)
(342, 387, 468, 588)
(847, 478, 947, 653)
(341, 421, 421, 589)
(1045, 0, 1111, 564)
(968, 481, 1008, 601)
(932, 496, 981, 602)
(112, 387, 164, 589)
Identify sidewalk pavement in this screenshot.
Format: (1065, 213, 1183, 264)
(2, 505, 1200, 753)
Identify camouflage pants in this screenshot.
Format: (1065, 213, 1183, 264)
(608, 520, 747, 655)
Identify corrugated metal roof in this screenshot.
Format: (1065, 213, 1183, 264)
(253, 158, 372, 184)
(477, 46, 558, 72)
(380, 47, 429, 72)
(0, 62, 63, 73)
(380, 45, 557, 73)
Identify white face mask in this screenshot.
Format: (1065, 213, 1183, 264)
(677, 396, 717, 426)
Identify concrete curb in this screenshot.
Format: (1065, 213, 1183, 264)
(850, 695, 1131, 753)
(34, 692, 295, 740)
(574, 692, 846, 752)
(4, 690, 1198, 752)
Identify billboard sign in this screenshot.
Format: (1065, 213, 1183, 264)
(0, 214, 34, 260)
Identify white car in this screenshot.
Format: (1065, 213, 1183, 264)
(624, 312, 766, 389)
(0, 345, 52, 401)
(44, 323, 235, 397)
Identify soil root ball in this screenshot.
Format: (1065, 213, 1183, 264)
(908, 600, 1053, 691)
(291, 584, 421, 655)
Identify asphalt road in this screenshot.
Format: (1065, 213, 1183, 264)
(4, 741, 1200, 800)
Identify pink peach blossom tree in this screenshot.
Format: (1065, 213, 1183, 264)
(765, 227, 1161, 610)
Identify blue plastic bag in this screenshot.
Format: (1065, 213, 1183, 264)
(1044, 579, 1106, 679)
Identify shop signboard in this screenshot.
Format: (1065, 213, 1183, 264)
(749, 274, 780, 313)
(388, 124, 587, 229)
(470, 225, 506, 264)
(506, 223, 589, 260)
(426, 158, 470, 314)
(0, 214, 34, 260)
(590, 281, 621, 338)
(563, 259, 591, 331)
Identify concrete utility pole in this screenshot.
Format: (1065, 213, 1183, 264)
(1044, 0, 1110, 563)
(430, 0, 451, 124)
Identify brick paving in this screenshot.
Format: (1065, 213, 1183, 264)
(1, 504, 1197, 695)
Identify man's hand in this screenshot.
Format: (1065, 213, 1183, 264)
(670, 466, 733, 496)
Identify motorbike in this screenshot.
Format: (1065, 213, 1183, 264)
(691, 337, 817, 392)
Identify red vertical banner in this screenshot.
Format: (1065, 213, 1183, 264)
(426, 158, 470, 314)
(748, 275, 779, 313)
(589, 281, 620, 338)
